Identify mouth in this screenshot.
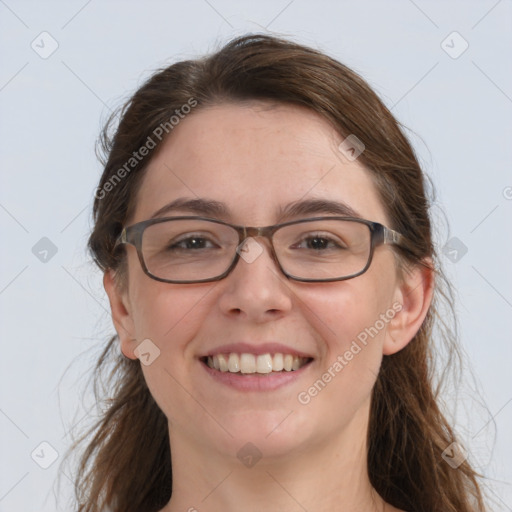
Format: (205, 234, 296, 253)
(200, 353, 314, 376)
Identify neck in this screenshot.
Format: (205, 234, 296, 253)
(161, 401, 392, 512)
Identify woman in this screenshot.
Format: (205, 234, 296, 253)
(73, 34, 487, 511)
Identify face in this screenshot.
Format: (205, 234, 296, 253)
(108, 102, 416, 465)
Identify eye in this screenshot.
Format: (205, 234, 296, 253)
(167, 234, 219, 251)
(293, 233, 347, 251)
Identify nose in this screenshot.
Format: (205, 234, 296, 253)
(217, 237, 293, 322)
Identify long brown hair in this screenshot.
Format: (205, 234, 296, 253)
(69, 34, 487, 511)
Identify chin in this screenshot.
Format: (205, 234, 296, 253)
(209, 408, 316, 462)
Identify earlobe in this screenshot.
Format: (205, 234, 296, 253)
(383, 259, 434, 356)
(103, 271, 138, 360)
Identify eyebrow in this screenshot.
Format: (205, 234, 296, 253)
(277, 198, 362, 220)
(150, 197, 229, 219)
(150, 197, 363, 222)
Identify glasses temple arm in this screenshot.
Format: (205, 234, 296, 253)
(113, 228, 127, 249)
(383, 227, 417, 255)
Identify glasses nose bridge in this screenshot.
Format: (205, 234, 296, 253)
(241, 225, 276, 246)
(235, 225, 280, 269)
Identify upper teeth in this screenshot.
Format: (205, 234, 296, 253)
(206, 353, 309, 374)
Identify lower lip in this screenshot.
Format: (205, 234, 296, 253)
(200, 359, 313, 392)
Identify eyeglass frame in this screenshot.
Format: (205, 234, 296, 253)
(113, 215, 414, 284)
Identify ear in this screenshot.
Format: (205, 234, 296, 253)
(383, 259, 434, 356)
(103, 270, 138, 359)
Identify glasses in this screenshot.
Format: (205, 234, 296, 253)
(114, 216, 412, 284)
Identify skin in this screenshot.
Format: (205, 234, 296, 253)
(105, 102, 433, 512)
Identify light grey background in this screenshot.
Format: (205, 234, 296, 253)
(1, 1, 511, 510)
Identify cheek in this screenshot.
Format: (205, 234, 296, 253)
(125, 249, 205, 341)
(130, 282, 217, 423)
(130, 281, 212, 349)
(294, 278, 394, 430)
(299, 269, 395, 355)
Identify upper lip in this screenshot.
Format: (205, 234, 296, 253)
(200, 342, 314, 359)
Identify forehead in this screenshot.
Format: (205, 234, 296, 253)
(132, 102, 388, 225)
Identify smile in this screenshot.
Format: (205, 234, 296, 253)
(202, 353, 313, 375)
